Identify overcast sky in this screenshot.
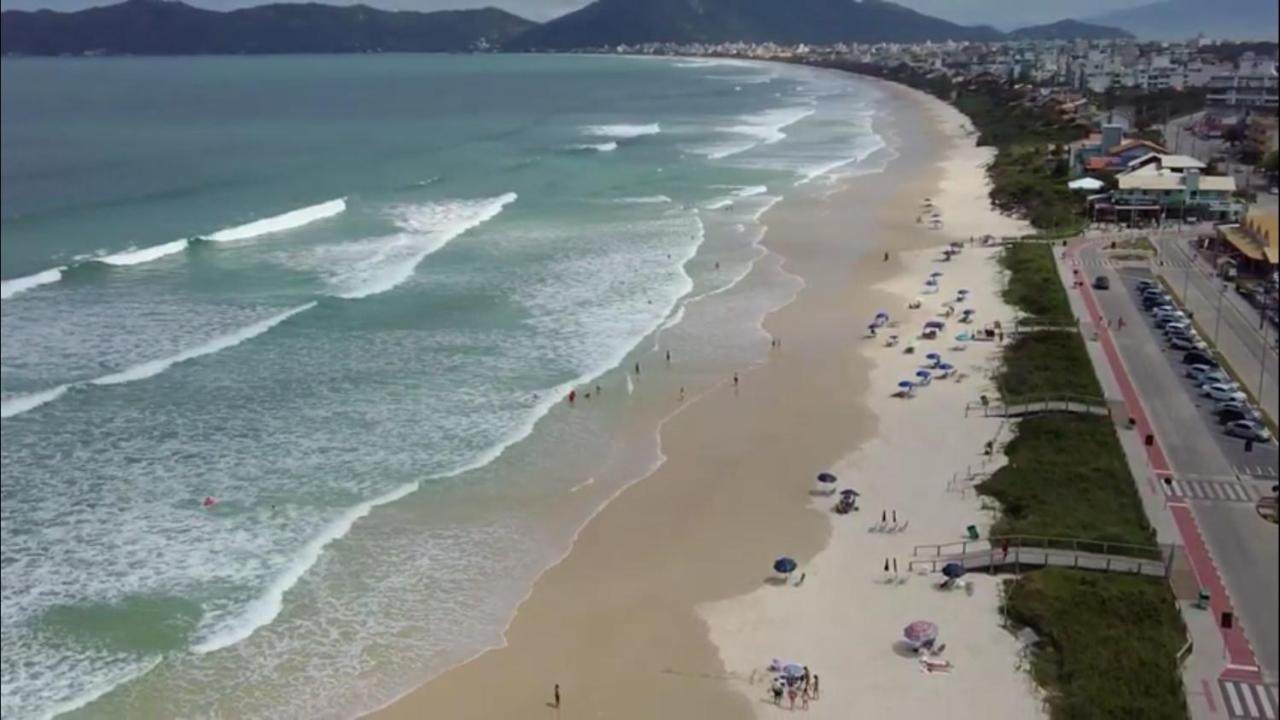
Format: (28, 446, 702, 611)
(0, 0, 1154, 29)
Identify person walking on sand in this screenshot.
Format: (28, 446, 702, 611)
(679, 386, 685, 402)
(788, 686, 797, 710)
(634, 361, 641, 375)
(665, 349, 671, 364)
(553, 684, 560, 709)
(733, 372, 739, 389)
(812, 674, 820, 700)
(567, 390, 576, 405)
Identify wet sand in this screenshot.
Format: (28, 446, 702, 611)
(371, 77, 1020, 720)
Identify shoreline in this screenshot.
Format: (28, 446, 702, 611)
(371, 71, 1030, 719)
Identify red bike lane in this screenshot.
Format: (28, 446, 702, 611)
(1065, 238, 1260, 681)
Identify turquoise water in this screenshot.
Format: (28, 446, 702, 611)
(0, 54, 887, 718)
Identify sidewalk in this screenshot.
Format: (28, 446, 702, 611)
(1055, 239, 1247, 720)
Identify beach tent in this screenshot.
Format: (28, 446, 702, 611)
(942, 562, 966, 579)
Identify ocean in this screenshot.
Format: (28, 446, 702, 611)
(0, 53, 889, 719)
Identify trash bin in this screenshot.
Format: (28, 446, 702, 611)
(1196, 590, 1211, 610)
(966, 525, 979, 540)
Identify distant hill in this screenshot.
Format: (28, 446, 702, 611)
(1083, 0, 1279, 40)
(506, 0, 1005, 50)
(0, 0, 536, 55)
(1008, 19, 1133, 41)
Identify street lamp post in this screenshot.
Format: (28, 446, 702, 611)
(1213, 283, 1225, 344)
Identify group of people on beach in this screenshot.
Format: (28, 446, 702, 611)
(770, 667, 819, 711)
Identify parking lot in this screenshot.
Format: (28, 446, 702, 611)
(1110, 268, 1279, 483)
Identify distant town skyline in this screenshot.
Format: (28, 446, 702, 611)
(0, 0, 1156, 29)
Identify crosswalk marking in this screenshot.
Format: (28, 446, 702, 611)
(1161, 478, 1257, 503)
(1235, 465, 1279, 481)
(1220, 679, 1279, 720)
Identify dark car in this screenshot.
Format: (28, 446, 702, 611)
(1183, 350, 1217, 367)
(1143, 296, 1169, 310)
(1136, 280, 1158, 291)
(1093, 275, 1111, 290)
(1218, 407, 1262, 425)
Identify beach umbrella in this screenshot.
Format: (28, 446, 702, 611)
(903, 621, 939, 644)
(941, 562, 966, 579)
(962, 309, 975, 317)
(937, 362, 955, 372)
(925, 277, 938, 287)
(955, 333, 970, 342)
(925, 352, 941, 361)
(915, 370, 932, 380)
(875, 311, 890, 322)
(774, 557, 798, 575)
(781, 664, 806, 679)
(924, 320, 945, 330)
(840, 488, 860, 497)
(898, 380, 915, 390)
(929, 271, 943, 278)
(817, 472, 838, 485)
(957, 289, 970, 296)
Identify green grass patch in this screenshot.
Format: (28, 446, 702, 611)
(999, 331, 1102, 400)
(1000, 243, 1073, 321)
(978, 415, 1156, 549)
(1004, 568, 1189, 720)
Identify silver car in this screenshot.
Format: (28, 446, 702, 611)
(1224, 420, 1272, 442)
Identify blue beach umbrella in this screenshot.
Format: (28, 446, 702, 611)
(924, 320, 945, 330)
(875, 311, 890, 322)
(937, 362, 955, 372)
(957, 289, 970, 296)
(942, 562, 966, 579)
(898, 380, 915, 389)
(840, 488, 860, 497)
(781, 664, 806, 679)
(915, 370, 932, 380)
(930, 271, 944, 278)
(774, 557, 798, 575)
(925, 277, 938, 287)
(925, 352, 942, 361)
(817, 472, 838, 485)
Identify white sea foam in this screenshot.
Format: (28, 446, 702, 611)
(612, 195, 672, 204)
(581, 123, 661, 139)
(205, 198, 346, 242)
(0, 304, 315, 418)
(722, 106, 816, 145)
(0, 385, 71, 419)
(569, 142, 618, 153)
(96, 238, 190, 266)
(192, 480, 418, 654)
(90, 303, 315, 386)
(332, 193, 516, 300)
(0, 267, 65, 300)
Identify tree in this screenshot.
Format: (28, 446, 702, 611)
(1262, 150, 1279, 175)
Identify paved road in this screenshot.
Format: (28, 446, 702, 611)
(1081, 243, 1280, 681)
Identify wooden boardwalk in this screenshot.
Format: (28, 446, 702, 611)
(909, 535, 1173, 578)
(965, 396, 1111, 419)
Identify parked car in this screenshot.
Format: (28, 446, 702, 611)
(1183, 350, 1217, 366)
(1168, 336, 1205, 351)
(1143, 297, 1169, 310)
(1214, 399, 1251, 413)
(1201, 383, 1247, 402)
(1148, 304, 1176, 316)
(1225, 420, 1272, 442)
(1155, 315, 1187, 329)
(1186, 364, 1216, 380)
(1093, 275, 1111, 290)
(1136, 280, 1158, 292)
(1218, 407, 1263, 425)
(1163, 322, 1191, 336)
(1197, 370, 1233, 386)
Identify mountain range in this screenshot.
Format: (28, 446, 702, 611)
(1083, 0, 1279, 41)
(0, 0, 534, 54)
(3, 0, 1210, 57)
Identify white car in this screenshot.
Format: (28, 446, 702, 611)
(1185, 364, 1216, 380)
(1198, 370, 1233, 385)
(1163, 322, 1191, 335)
(1225, 420, 1272, 442)
(1168, 336, 1206, 351)
(1200, 383, 1247, 403)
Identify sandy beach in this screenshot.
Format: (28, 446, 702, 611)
(372, 76, 1038, 720)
